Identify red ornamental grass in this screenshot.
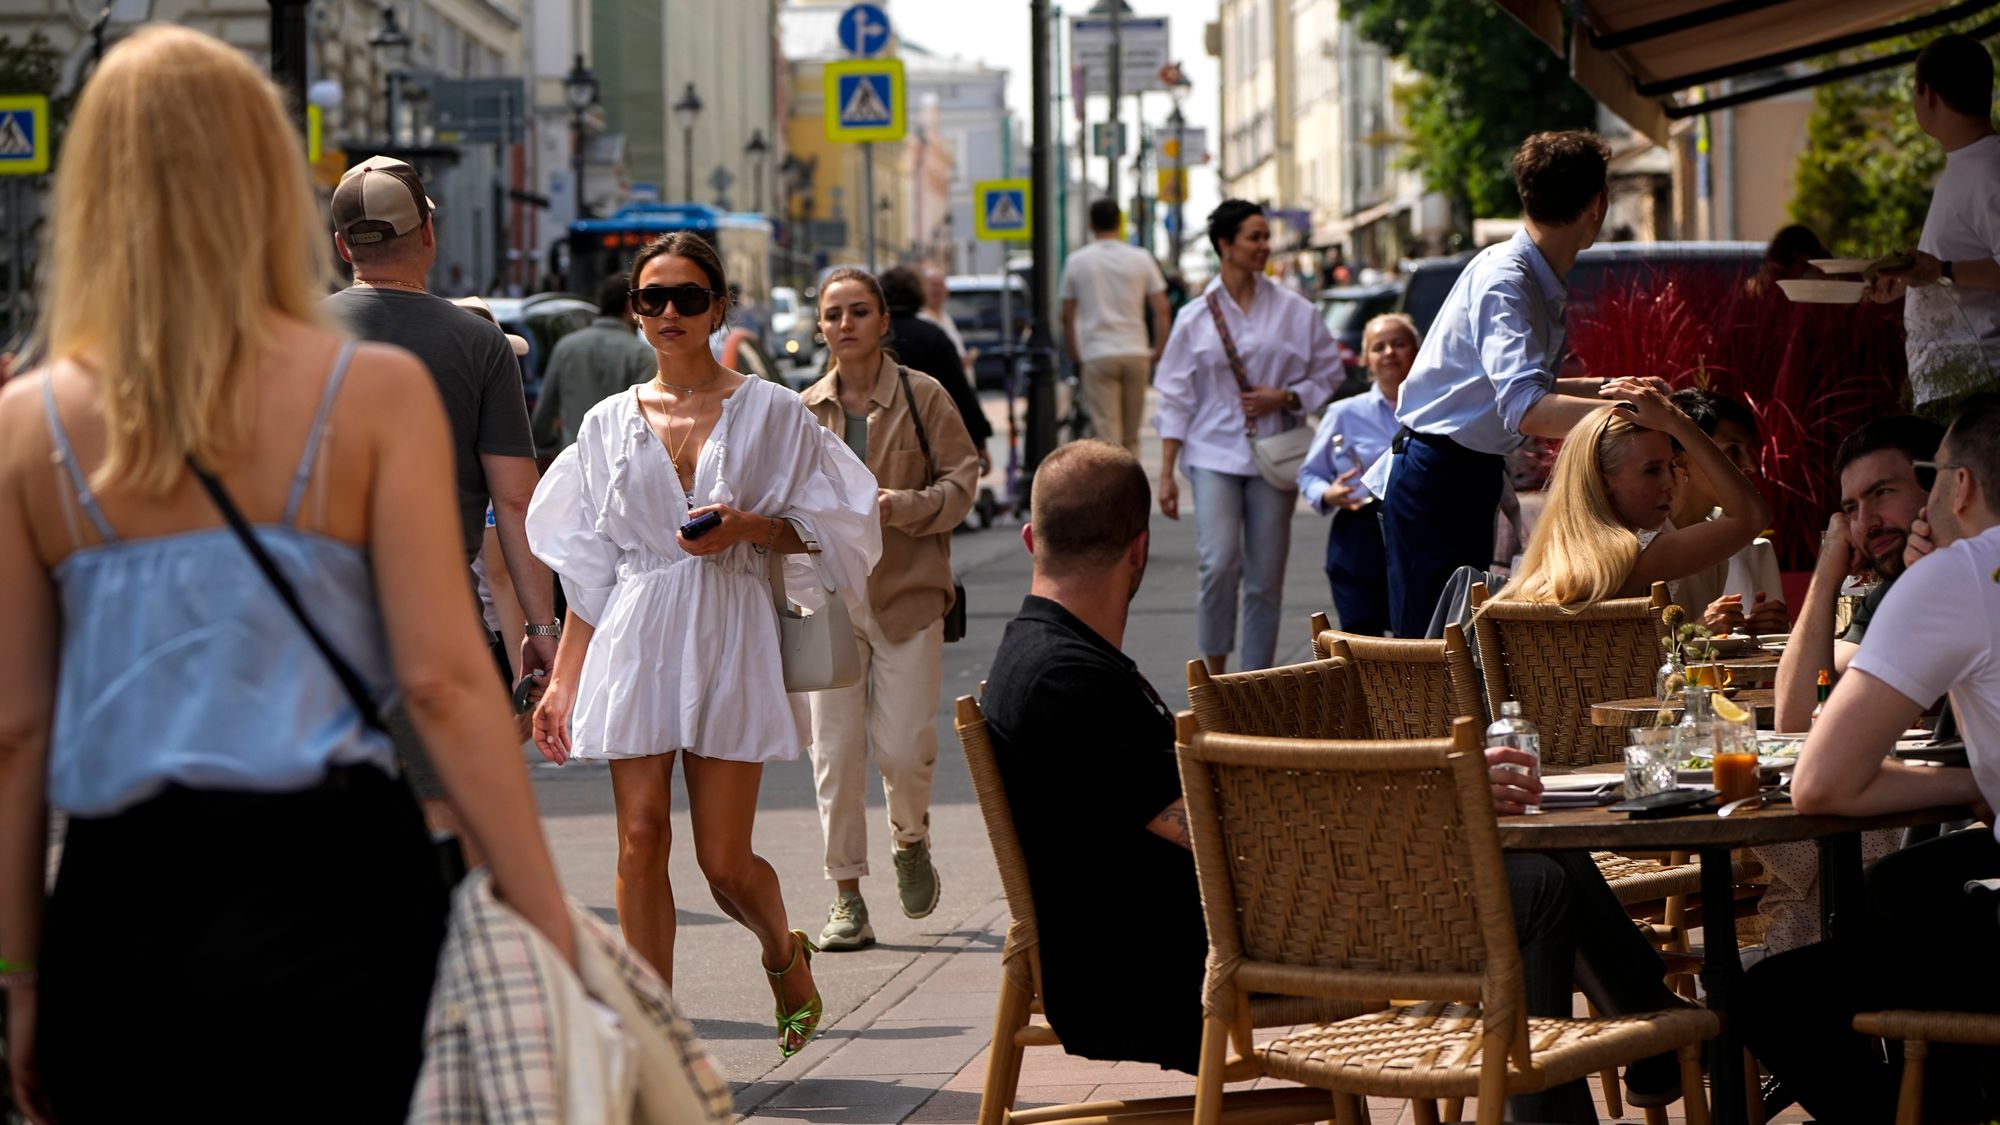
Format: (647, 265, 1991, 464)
(1565, 270, 1907, 570)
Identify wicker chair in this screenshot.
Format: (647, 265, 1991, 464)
(1177, 714, 1720, 1125)
(1307, 616, 1485, 739)
(953, 695, 1341, 1125)
(1184, 656, 1371, 742)
(1851, 1011, 2000, 1125)
(1466, 580, 1671, 769)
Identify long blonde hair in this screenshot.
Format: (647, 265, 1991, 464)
(37, 25, 332, 495)
(1496, 406, 1648, 608)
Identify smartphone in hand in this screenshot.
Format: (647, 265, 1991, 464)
(680, 510, 723, 540)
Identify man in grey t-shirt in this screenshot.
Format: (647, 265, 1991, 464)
(324, 156, 560, 719)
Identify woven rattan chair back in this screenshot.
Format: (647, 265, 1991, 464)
(1185, 657, 1369, 741)
(1316, 623, 1485, 739)
(954, 696, 1044, 990)
(1468, 581, 1670, 768)
(1177, 717, 1526, 1047)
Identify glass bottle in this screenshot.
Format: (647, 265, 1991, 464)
(1673, 684, 1716, 765)
(1485, 700, 1543, 814)
(1809, 669, 1832, 727)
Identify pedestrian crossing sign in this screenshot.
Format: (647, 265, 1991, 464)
(0, 95, 50, 176)
(974, 179, 1031, 242)
(824, 59, 905, 143)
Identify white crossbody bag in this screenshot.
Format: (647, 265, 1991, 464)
(767, 520, 862, 692)
(1204, 290, 1309, 491)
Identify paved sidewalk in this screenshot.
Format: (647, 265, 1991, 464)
(734, 891, 1815, 1125)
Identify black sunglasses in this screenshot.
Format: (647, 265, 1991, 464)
(629, 284, 722, 318)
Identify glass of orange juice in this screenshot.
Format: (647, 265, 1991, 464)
(1689, 662, 1733, 690)
(1711, 714, 1761, 805)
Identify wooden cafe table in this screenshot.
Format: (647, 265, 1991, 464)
(1496, 799, 1969, 1125)
(1591, 687, 1777, 732)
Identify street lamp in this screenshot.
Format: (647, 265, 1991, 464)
(673, 82, 703, 203)
(744, 129, 769, 215)
(368, 4, 411, 146)
(564, 55, 599, 219)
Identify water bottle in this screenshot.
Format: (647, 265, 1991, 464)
(1485, 700, 1543, 814)
(1329, 432, 1368, 477)
(1673, 684, 1715, 765)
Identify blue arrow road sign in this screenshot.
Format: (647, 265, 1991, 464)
(837, 3, 891, 56)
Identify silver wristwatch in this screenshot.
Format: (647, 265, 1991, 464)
(524, 623, 562, 637)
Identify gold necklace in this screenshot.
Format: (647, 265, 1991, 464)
(353, 277, 427, 293)
(643, 390, 703, 478)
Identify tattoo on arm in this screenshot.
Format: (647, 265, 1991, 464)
(1148, 799, 1193, 850)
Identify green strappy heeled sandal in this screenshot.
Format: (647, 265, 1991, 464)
(766, 928, 823, 1058)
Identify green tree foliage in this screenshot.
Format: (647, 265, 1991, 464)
(1790, 36, 1999, 259)
(1340, 0, 1599, 222)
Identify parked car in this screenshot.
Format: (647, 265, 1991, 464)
(1392, 240, 1765, 354)
(769, 284, 815, 368)
(1393, 251, 1478, 338)
(947, 272, 1033, 389)
(484, 292, 597, 409)
(1316, 281, 1403, 399)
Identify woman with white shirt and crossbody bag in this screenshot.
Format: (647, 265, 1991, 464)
(1152, 200, 1344, 672)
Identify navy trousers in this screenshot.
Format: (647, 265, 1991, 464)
(1324, 503, 1391, 637)
(1381, 430, 1505, 638)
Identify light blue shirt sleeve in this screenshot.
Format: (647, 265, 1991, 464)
(1473, 272, 1560, 437)
(1298, 406, 1347, 513)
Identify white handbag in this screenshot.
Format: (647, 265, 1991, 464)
(767, 521, 862, 692)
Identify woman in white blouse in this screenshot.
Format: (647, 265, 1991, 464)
(1153, 200, 1343, 671)
(526, 233, 880, 1058)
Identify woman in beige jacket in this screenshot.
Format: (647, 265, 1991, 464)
(799, 268, 979, 951)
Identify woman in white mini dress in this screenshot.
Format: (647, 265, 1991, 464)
(527, 232, 880, 1057)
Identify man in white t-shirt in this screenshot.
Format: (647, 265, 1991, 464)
(1741, 393, 2000, 1122)
(1868, 34, 2000, 416)
(1060, 200, 1169, 456)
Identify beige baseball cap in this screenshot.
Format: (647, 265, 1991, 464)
(332, 155, 434, 245)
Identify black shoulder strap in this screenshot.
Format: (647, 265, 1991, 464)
(188, 459, 389, 732)
(895, 365, 938, 484)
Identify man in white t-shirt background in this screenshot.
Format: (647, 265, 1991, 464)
(1060, 200, 1170, 456)
(1741, 392, 2000, 1122)
(1869, 34, 2000, 417)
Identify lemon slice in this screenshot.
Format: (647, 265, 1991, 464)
(1712, 695, 1752, 724)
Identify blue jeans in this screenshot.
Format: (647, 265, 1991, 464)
(1188, 466, 1294, 671)
(1381, 431, 1505, 637)
(1324, 503, 1390, 637)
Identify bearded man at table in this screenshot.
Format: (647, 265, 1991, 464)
(1743, 393, 2000, 1122)
(983, 440, 1690, 1120)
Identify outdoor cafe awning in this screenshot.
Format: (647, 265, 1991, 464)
(1495, 0, 2000, 145)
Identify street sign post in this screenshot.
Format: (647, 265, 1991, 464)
(0, 95, 51, 177)
(836, 2, 892, 57)
(0, 94, 49, 344)
(974, 179, 1031, 242)
(1069, 16, 1169, 95)
(1155, 126, 1208, 165)
(823, 58, 905, 144)
(1156, 167, 1186, 205)
(1090, 122, 1125, 159)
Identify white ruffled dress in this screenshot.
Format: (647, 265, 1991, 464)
(525, 377, 881, 762)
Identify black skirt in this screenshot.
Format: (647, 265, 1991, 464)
(36, 765, 449, 1123)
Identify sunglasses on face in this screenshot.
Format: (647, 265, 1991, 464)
(629, 284, 722, 318)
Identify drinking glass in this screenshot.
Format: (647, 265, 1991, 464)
(1624, 729, 1676, 798)
(1711, 716, 1761, 804)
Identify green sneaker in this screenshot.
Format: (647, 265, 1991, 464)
(818, 890, 875, 951)
(894, 839, 942, 919)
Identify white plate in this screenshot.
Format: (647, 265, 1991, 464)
(1756, 633, 1791, 646)
(1689, 634, 1757, 657)
(1809, 258, 1874, 275)
(1778, 279, 1866, 304)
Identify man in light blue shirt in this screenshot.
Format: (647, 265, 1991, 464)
(1373, 130, 1656, 635)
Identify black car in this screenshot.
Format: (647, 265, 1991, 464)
(946, 272, 1033, 390)
(1315, 281, 1403, 399)
(1394, 250, 1479, 338)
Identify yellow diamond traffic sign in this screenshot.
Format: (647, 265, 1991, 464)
(824, 59, 905, 143)
(0, 95, 51, 176)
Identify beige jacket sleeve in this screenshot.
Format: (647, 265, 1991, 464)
(888, 371, 980, 537)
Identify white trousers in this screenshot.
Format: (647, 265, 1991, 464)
(807, 596, 944, 881)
